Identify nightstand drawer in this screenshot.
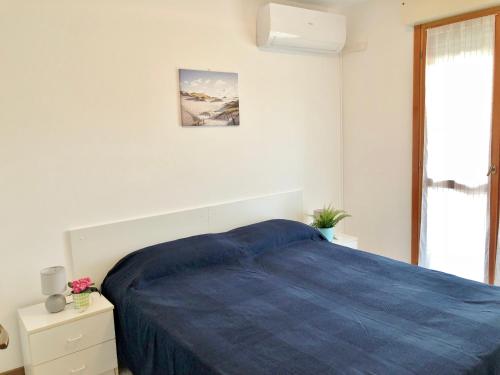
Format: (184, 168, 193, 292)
(30, 311, 115, 365)
(32, 339, 117, 375)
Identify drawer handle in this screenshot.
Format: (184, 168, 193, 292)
(70, 365, 86, 373)
(66, 334, 84, 343)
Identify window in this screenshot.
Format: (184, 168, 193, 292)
(412, 7, 500, 284)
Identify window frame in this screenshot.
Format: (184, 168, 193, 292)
(411, 6, 500, 284)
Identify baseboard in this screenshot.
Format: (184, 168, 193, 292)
(0, 367, 24, 375)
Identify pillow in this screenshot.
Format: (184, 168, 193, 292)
(102, 219, 324, 293)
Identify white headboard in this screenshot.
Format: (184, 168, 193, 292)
(69, 190, 303, 287)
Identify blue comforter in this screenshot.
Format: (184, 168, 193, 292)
(102, 220, 500, 375)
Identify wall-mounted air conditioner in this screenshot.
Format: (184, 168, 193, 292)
(257, 3, 346, 54)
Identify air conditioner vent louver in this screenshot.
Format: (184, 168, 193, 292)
(257, 3, 346, 54)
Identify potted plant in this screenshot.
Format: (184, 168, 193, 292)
(68, 277, 99, 313)
(311, 205, 350, 242)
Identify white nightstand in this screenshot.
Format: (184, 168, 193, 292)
(332, 233, 358, 249)
(18, 294, 118, 375)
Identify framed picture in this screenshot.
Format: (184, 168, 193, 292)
(179, 69, 240, 127)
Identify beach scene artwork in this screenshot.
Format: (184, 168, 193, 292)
(179, 69, 240, 126)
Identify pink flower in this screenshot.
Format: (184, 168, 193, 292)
(70, 277, 93, 294)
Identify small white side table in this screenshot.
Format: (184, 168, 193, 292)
(332, 233, 358, 249)
(18, 294, 118, 375)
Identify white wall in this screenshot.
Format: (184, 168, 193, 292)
(0, 0, 342, 370)
(341, 0, 499, 261)
(341, 0, 413, 262)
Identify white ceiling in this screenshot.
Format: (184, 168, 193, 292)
(301, 0, 368, 7)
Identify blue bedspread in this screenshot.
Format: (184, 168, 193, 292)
(102, 220, 500, 375)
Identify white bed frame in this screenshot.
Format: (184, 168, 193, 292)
(69, 190, 303, 287)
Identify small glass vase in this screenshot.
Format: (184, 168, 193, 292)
(73, 292, 90, 312)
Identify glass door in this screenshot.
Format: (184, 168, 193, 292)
(414, 13, 500, 283)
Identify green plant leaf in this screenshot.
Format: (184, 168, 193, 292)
(311, 205, 350, 228)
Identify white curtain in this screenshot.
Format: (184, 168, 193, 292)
(420, 16, 495, 283)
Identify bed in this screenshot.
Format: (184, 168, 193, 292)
(102, 219, 500, 375)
